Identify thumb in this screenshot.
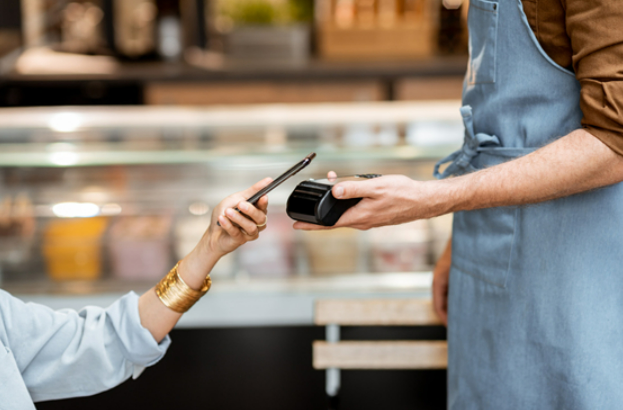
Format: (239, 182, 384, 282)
(242, 177, 273, 198)
(332, 180, 376, 200)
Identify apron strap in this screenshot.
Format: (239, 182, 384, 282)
(434, 105, 502, 179)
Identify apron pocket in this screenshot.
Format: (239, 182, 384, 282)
(466, 0, 499, 85)
(452, 206, 517, 288)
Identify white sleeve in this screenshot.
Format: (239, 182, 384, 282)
(0, 289, 171, 402)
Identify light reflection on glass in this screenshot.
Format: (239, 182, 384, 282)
(52, 202, 100, 218)
(49, 151, 79, 166)
(100, 203, 122, 215)
(48, 112, 83, 132)
(47, 142, 79, 166)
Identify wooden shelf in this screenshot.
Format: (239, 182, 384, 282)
(2, 56, 467, 84)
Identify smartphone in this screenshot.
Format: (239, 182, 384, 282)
(217, 152, 316, 226)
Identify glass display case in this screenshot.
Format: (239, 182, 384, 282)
(0, 100, 461, 324)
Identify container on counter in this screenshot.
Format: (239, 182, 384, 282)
(303, 228, 359, 275)
(108, 215, 172, 280)
(317, 0, 439, 61)
(237, 211, 294, 277)
(406, 120, 464, 147)
(225, 25, 311, 64)
(113, 0, 158, 58)
(369, 220, 430, 272)
(43, 217, 108, 281)
(342, 123, 376, 147)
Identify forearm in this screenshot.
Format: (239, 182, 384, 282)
(137, 179, 271, 342)
(294, 130, 623, 233)
(433, 129, 623, 213)
(138, 247, 221, 343)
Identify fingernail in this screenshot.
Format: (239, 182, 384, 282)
(226, 209, 235, 217)
(239, 202, 248, 211)
(334, 187, 344, 198)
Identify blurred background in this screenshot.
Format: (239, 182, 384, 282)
(0, 0, 468, 409)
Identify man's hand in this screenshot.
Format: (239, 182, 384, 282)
(293, 173, 444, 231)
(296, 129, 623, 232)
(433, 238, 452, 326)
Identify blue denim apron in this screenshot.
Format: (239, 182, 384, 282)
(435, 0, 623, 408)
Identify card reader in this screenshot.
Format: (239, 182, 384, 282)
(286, 174, 382, 226)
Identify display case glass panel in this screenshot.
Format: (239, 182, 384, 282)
(0, 101, 461, 295)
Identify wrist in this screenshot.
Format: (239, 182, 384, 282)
(155, 262, 211, 314)
(414, 179, 462, 218)
(178, 248, 220, 291)
(436, 177, 464, 214)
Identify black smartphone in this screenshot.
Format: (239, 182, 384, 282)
(217, 152, 316, 226)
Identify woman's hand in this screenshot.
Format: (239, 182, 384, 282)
(178, 178, 271, 289)
(140, 178, 272, 342)
(207, 177, 271, 256)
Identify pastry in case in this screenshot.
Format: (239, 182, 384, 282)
(108, 215, 172, 281)
(237, 211, 294, 277)
(0, 193, 36, 266)
(369, 220, 430, 272)
(303, 228, 359, 275)
(42, 217, 108, 280)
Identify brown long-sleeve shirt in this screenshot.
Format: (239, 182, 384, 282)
(520, 0, 623, 155)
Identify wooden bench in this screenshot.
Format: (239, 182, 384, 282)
(313, 299, 447, 398)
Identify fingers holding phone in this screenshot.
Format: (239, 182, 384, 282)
(208, 178, 271, 254)
(203, 153, 316, 255)
(237, 197, 269, 232)
(222, 198, 269, 239)
(177, 179, 271, 288)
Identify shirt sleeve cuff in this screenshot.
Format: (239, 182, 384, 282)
(583, 125, 623, 157)
(106, 291, 172, 369)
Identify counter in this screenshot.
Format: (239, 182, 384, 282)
(10, 272, 433, 328)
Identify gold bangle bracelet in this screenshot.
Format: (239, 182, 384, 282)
(155, 261, 212, 313)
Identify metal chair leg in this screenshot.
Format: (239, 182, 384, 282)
(325, 324, 341, 398)
(326, 367, 341, 396)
